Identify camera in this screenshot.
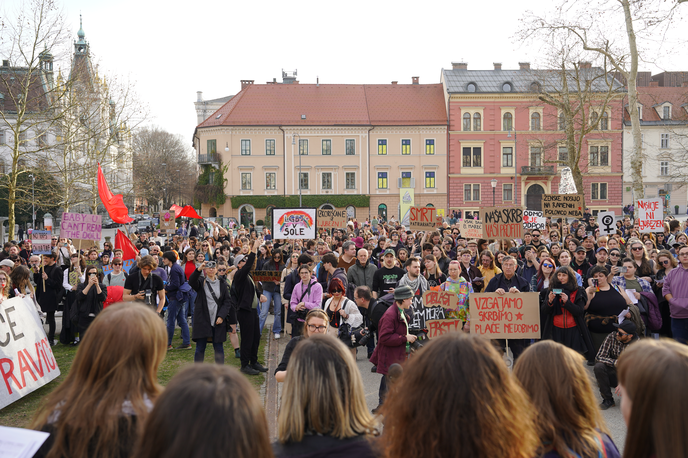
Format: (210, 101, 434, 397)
(352, 327, 370, 347)
(619, 266, 628, 273)
(205, 261, 216, 268)
(145, 289, 153, 305)
(408, 326, 430, 353)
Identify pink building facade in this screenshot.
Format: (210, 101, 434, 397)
(441, 62, 624, 218)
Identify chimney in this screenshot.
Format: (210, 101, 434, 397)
(650, 81, 659, 87)
(493, 63, 502, 70)
(579, 61, 592, 69)
(196, 91, 203, 102)
(519, 62, 530, 70)
(452, 62, 468, 70)
(391, 81, 398, 85)
(241, 80, 254, 90)
(412, 76, 419, 85)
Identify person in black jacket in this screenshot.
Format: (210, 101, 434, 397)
(34, 252, 64, 346)
(75, 265, 107, 338)
(233, 238, 268, 375)
(189, 260, 232, 364)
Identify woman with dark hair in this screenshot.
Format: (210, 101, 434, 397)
(324, 277, 362, 356)
(32, 303, 167, 458)
(585, 265, 633, 353)
(275, 309, 329, 382)
(76, 265, 108, 337)
(655, 232, 669, 251)
(432, 245, 450, 275)
(541, 266, 594, 358)
(133, 365, 273, 458)
(290, 264, 323, 337)
(617, 339, 688, 458)
(531, 256, 556, 293)
(379, 333, 538, 458)
(514, 341, 620, 458)
(260, 249, 285, 339)
(575, 226, 587, 242)
(627, 240, 655, 283)
(256, 244, 272, 271)
(495, 250, 507, 270)
(568, 238, 581, 254)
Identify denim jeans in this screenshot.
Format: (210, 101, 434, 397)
(194, 337, 224, 364)
(167, 297, 190, 346)
(672, 317, 688, 344)
(186, 289, 197, 327)
(259, 290, 282, 334)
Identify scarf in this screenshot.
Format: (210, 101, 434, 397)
(398, 273, 428, 295)
(204, 277, 221, 324)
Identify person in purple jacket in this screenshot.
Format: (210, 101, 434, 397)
(662, 244, 688, 344)
(290, 264, 323, 337)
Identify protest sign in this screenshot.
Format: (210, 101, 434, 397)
(159, 211, 176, 234)
(522, 210, 546, 231)
(459, 219, 483, 239)
(542, 194, 584, 218)
(0, 297, 61, 410)
(251, 271, 282, 283)
(469, 292, 541, 339)
(637, 198, 663, 233)
(60, 213, 102, 245)
(423, 289, 459, 309)
(409, 295, 444, 331)
(482, 207, 524, 240)
(30, 231, 52, 255)
(597, 211, 617, 236)
(409, 206, 443, 231)
(272, 208, 317, 240)
(102, 259, 135, 275)
(423, 290, 463, 338)
(316, 209, 347, 230)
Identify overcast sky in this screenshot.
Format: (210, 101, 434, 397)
(3, 0, 687, 146)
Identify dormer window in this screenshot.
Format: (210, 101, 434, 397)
(466, 82, 477, 92)
(663, 105, 671, 120)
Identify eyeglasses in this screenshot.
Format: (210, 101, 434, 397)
(610, 253, 620, 257)
(332, 290, 343, 294)
(679, 252, 688, 257)
(661, 260, 670, 265)
(631, 247, 643, 251)
(307, 324, 327, 332)
(113, 263, 122, 266)
(542, 263, 554, 268)
(617, 331, 629, 336)
(202, 244, 209, 247)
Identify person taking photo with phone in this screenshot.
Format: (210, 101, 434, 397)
(75, 265, 107, 337)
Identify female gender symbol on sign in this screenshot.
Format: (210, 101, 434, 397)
(597, 211, 616, 236)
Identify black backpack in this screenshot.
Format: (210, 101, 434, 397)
(368, 292, 394, 332)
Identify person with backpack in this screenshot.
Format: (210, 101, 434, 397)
(103, 257, 128, 287)
(290, 264, 323, 337)
(162, 251, 191, 350)
(324, 278, 363, 358)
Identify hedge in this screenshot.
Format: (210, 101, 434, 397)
(230, 194, 370, 209)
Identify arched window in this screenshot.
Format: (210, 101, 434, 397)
(600, 112, 609, 130)
(209, 207, 217, 217)
(463, 113, 471, 131)
(319, 203, 334, 210)
(238, 204, 255, 228)
(346, 205, 356, 219)
(378, 204, 387, 221)
(473, 113, 481, 131)
(590, 111, 599, 128)
(530, 82, 541, 93)
(530, 112, 541, 131)
(503, 112, 513, 131)
(466, 82, 477, 92)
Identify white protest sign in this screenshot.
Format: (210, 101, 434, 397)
(522, 210, 546, 231)
(271, 208, 317, 240)
(637, 198, 663, 233)
(0, 297, 61, 410)
(597, 211, 616, 236)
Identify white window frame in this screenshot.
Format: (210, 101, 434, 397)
(345, 171, 356, 190)
(240, 139, 251, 156)
(265, 172, 276, 190)
(241, 172, 252, 190)
(265, 139, 276, 155)
(321, 172, 333, 190)
(299, 171, 309, 190)
(464, 183, 481, 202)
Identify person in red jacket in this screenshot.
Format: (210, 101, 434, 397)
(369, 285, 416, 414)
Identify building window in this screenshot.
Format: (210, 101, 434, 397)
(401, 171, 412, 188)
(464, 184, 480, 201)
(530, 147, 542, 167)
(346, 139, 355, 155)
(503, 184, 513, 202)
(321, 139, 331, 155)
(378, 204, 387, 219)
(378, 139, 387, 155)
(590, 146, 609, 167)
(660, 161, 669, 176)
(462, 147, 482, 167)
(345, 172, 356, 189)
(502, 147, 513, 167)
(377, 172, 388, 189)
(425, 139, 435, 155)
(463, 113, 471, 131)
(591, 183, 608, 200)
(265, 139, 275, 155)
(425, 171, 436, 188)
(299, 172, 309, 190)
(473, 113, 481, 131)
(558, 146, 568, 163)
(207, 139, 217, 155)
(466, 83, 477, 92)
(661, 133, 669, 149)
(401, 139, 411, 155)
(531, 112, 541, 131)
(503, 112, 513, 131)
(299, 139, 308, 155)
(265, 172, 276, 190)
(600, 112, 609, 130)
(240, 139, 250, 155)
(663, 106, 670, 120)
(241, 172, 252, 190)
(322, 172, 332, 190)
(559, 113, 566, 130)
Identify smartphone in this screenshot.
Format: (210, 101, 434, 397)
(619, 266, 628, 273)
(552, 288, 563, 295)
(592, 279, 599, 287)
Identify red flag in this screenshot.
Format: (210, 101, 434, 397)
(115, 229, 138, 261)
(98, 163, 134, 224)
(177, 205, 203, 219)
(170, 204, 183, 219)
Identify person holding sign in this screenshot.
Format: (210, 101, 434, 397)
(541, 266, 595, 359)
(439, 261, 473, 331)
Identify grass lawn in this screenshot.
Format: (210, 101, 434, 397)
(0, 327, 268, 428)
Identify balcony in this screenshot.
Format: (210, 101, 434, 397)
(521, 166, 555, 175)
(197, 153, 220, 165)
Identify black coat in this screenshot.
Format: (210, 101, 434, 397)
(232, 252, 262, 312)
(34, 264, 64, 312)
(539, 286, 595, 357)
(189, 269, 231, 343)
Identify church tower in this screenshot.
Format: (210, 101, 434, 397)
(74, 15, 89, 57)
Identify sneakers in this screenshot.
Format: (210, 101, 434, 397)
(274, 333, 281, 340)
(175, 344, 192, 350)
(168, 344, 173, 350)
(251, 362, 268, 373)
(599, 398, 616, 410)
(371, 365, 377, 373)
(240, 366, 260, 376)
(234, 348, 241, 359)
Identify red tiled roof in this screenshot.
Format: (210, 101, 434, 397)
(624, 87, 688, 122)
(197, 83, 447, 128)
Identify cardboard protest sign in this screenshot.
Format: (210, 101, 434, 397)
(30, 230, 52, 255)
(597, 211, 617, 236)
(316, 209, 347, 230)
(159, 211, 176, 234)
(637, 198, 663, 233)
(482, 207, 524, 240)
(470, 292, 541, 339)
(60, 213, 102, 245)
(251, 271, 282, 283)
(102, 259, 135, 275)
(423, 290, 459, 309)
(272, 208, 317, 240)
(459, 219, 483, 239)
(423, 290, 464, 338)
(409, 295, 444, 331)
(523, 210, 546, 231)
(409, 206, 443, 231)
(0, 297, 61, 410)
(542, 194, 584, 218)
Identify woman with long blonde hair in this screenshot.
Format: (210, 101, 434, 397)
(32, 302, 167, 458)
(514, 341, 620, 458)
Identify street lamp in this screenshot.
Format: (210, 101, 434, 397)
(29, 174, 35, 230)
(491, 179, 497, 206)
(291, 133, 302, 206)
(507, 129, 518, 206)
